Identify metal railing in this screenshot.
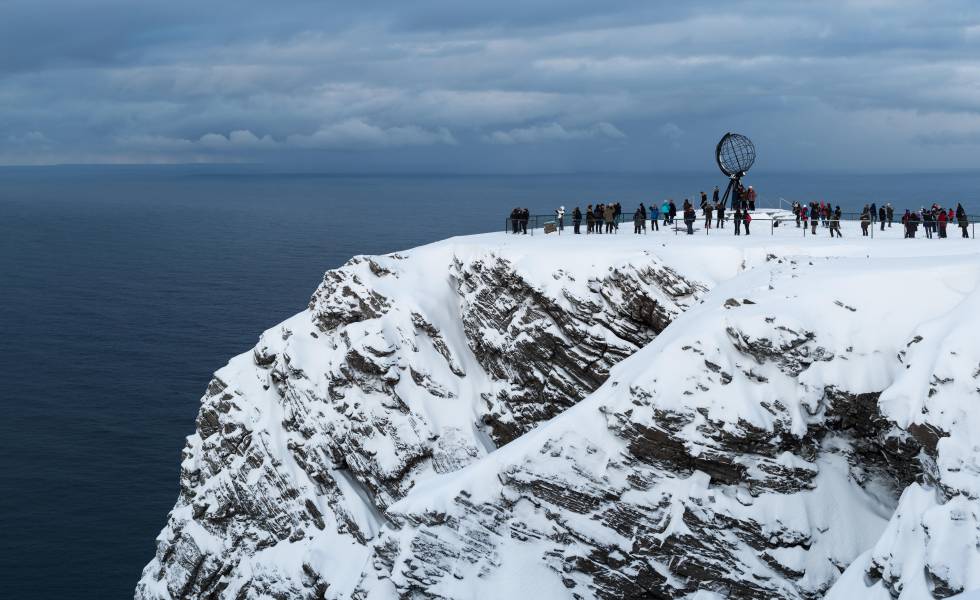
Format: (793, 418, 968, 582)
(504, 211, 978, 239)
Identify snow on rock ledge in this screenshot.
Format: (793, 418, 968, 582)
(138, 229, 980, 600)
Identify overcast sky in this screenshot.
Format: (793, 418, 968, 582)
(3, 0, 980, 171)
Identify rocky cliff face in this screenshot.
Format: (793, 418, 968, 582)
(135, 239, 706, 600)
(138, 233, 980, 600)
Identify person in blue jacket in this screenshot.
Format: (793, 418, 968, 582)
(650, 203, 660, 231)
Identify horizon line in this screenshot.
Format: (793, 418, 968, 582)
(3, 163, 980, 177)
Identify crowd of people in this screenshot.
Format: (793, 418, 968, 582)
(791, 201, 847, 237)
(507, 188, 973, 240)
(896, 204, 971, 239)
(787, 200, 972, 239)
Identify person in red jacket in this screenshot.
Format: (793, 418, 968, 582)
(938, 209, 948, 238)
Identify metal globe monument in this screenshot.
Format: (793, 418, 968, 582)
(715, 132, 755, 208)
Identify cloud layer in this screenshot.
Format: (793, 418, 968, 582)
(2, 1, 980, 170)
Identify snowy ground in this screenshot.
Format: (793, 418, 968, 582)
(138, 216, 980, 600)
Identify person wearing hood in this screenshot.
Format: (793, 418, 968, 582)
(555, 206, 565, 233)
(650, 202, 660, 231)
(886, 203, 894, 227)
(668, 200, 677, 225)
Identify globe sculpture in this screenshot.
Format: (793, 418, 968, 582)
(715, 132, 755, 209)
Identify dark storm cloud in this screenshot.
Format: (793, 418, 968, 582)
(3, 0, 980, 169)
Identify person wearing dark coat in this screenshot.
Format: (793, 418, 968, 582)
(733, 206, 742, 236)
(886, 204, 894, 227)
(902, 210, 918, 238)
(830, 206, 843, 238)
(572, 207, 582, 234)
(520, 207, 529, 234)
(860, 205, 871, 236)
(870, 202, 877, 224)
(716, 202, 725, 228)
(712, 186, 720, 205)
(878, 206, 886, 231)
(668, 200, 677, 225)
(633, 208, 645, 234)
(509, 208, 519, 233)
(705, 202, 713, 230)
(957, 203, 970, 238)
(683, 206, 696, 234)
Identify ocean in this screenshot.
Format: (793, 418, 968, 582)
(2, 166, 979, 599)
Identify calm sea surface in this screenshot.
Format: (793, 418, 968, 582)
(2, 167, 980, 599)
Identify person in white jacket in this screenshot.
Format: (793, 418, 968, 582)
(555, 206, 565, 233)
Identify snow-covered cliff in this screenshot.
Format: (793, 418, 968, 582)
(137, 223, 980, 600)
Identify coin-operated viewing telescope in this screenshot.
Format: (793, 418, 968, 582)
(715, 132, 755, 209)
